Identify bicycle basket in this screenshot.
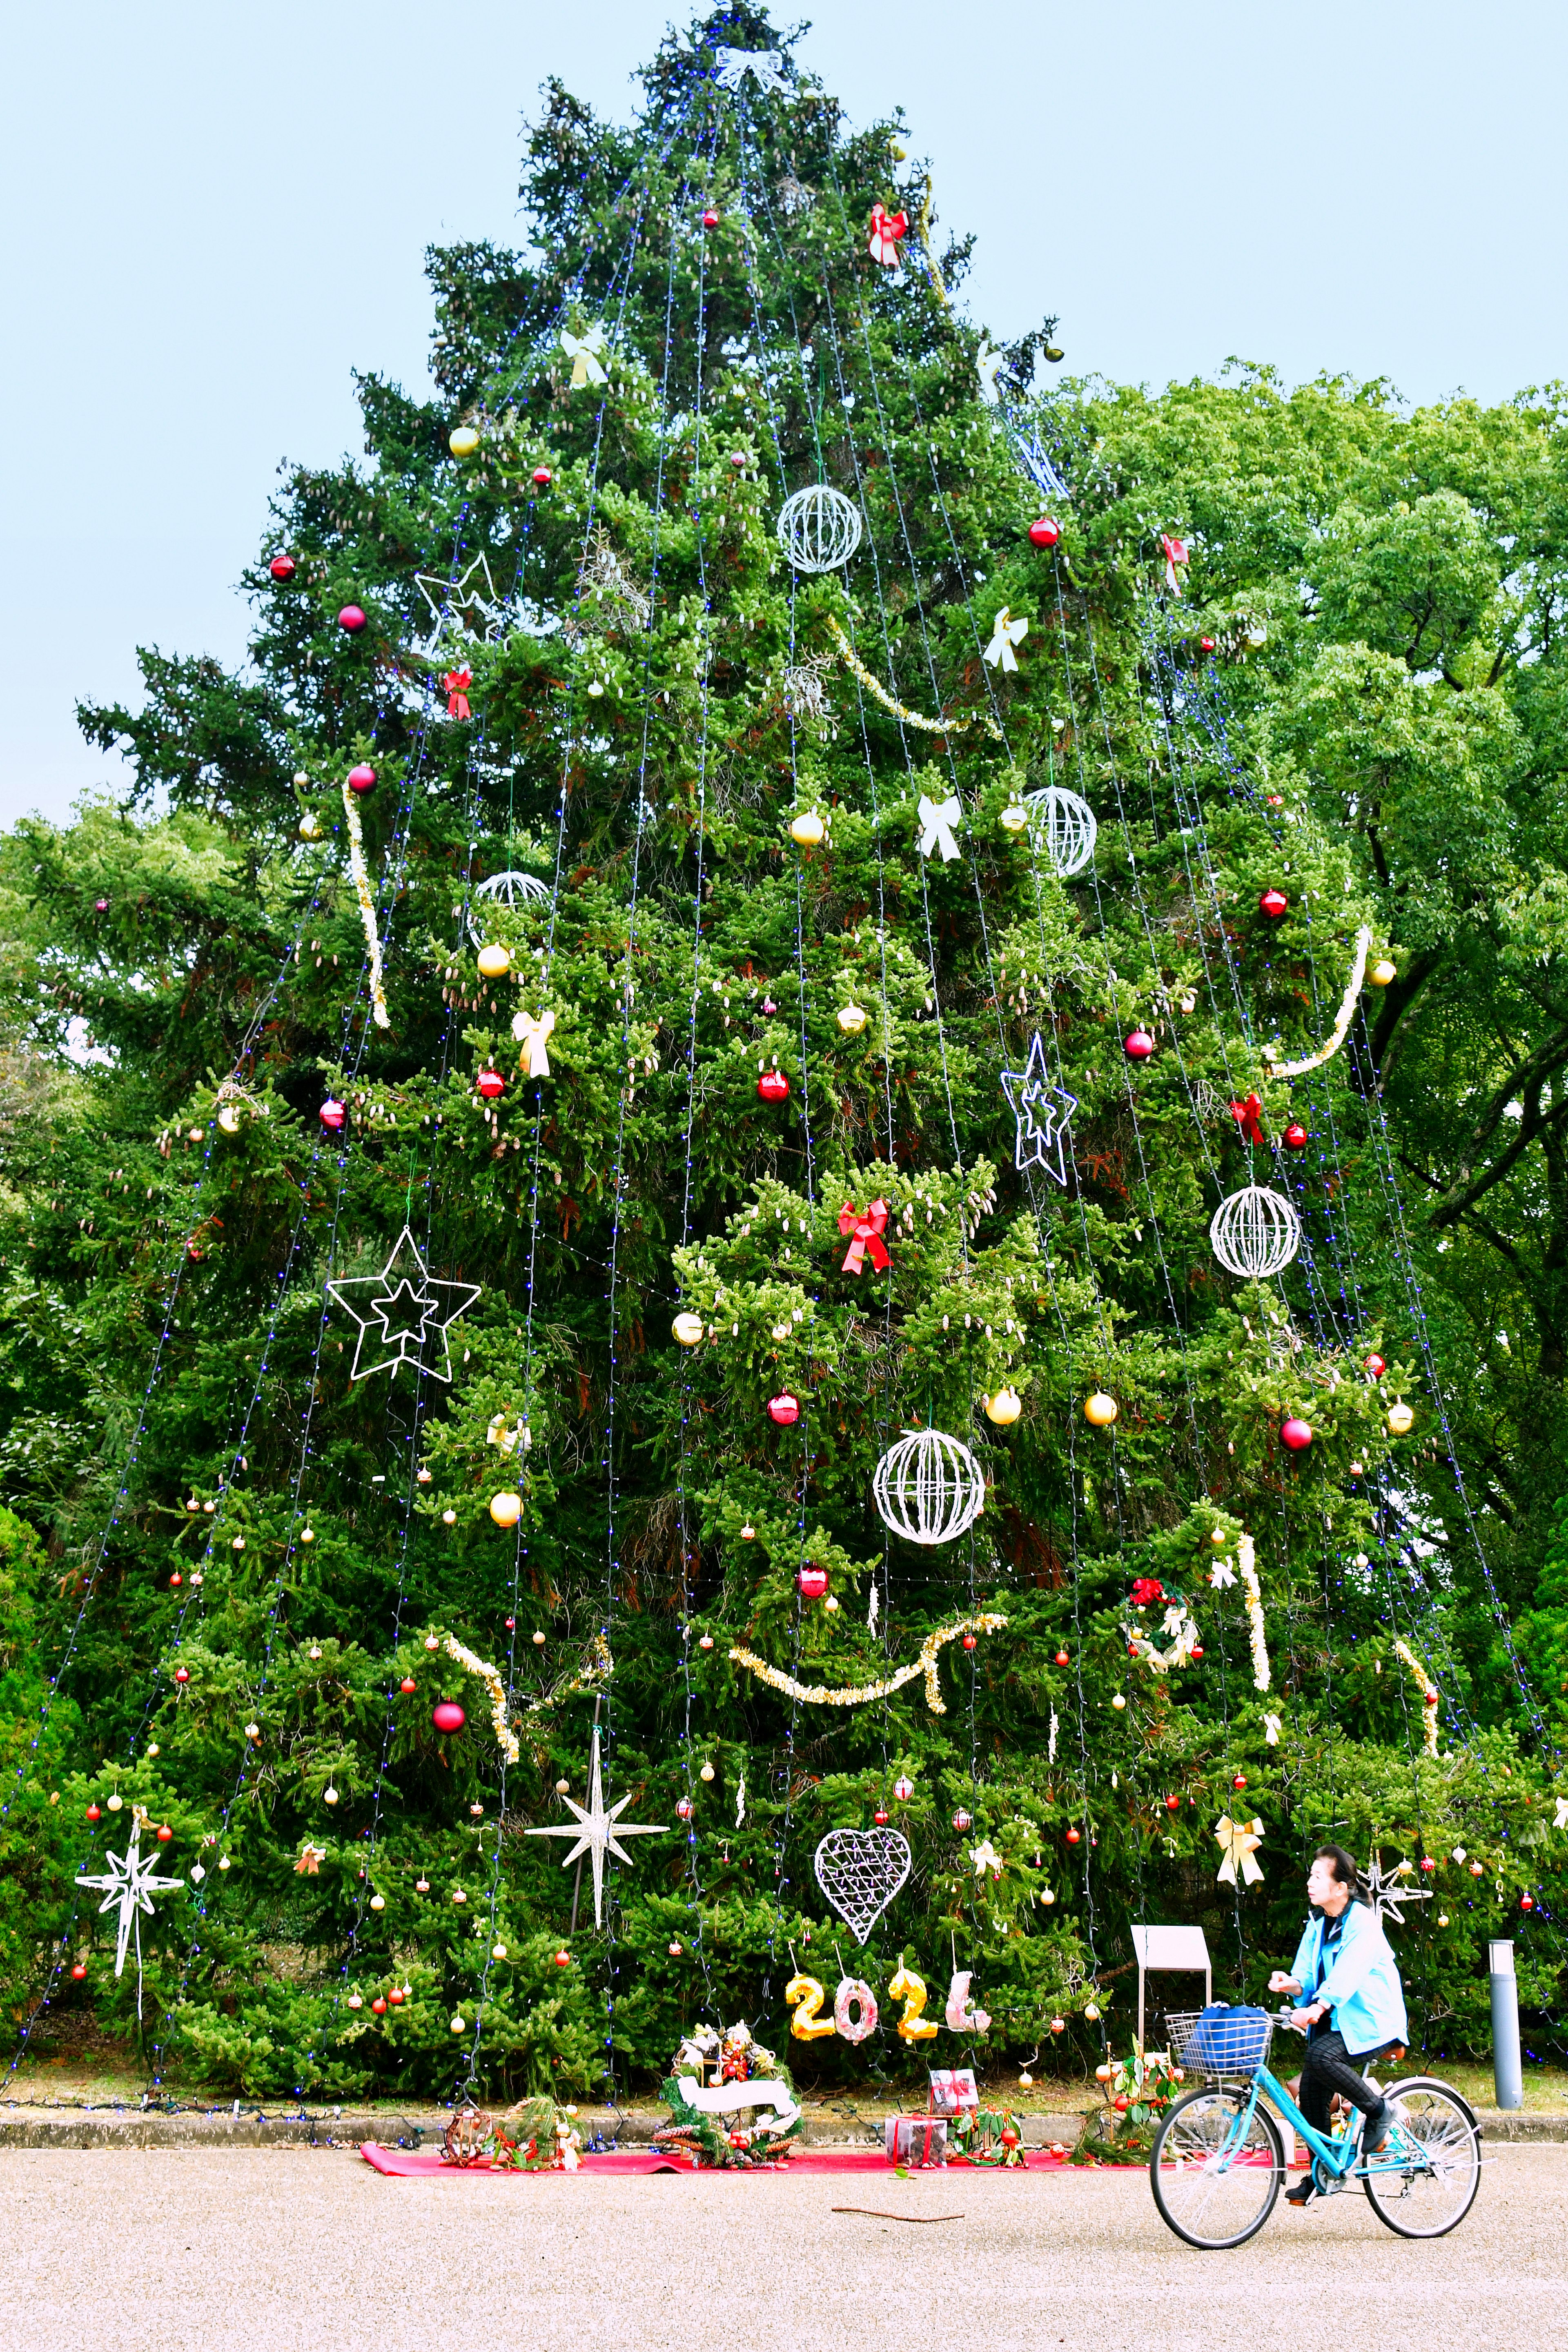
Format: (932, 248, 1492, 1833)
(1165, 2004, 1273, 2079)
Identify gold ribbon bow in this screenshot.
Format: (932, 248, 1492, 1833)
(512, 1007, 556, 1077)
(1214, 1815, 1265, 1886)
(982, 607, 1029, 672)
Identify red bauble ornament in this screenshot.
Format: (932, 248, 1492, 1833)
(1424, 1691, 1439, 1709)
(675, 1796, 695, 1820)
(347, 763, 376, 794)
(1128, 1643, 1140, 1659)
(70, 1962, 87, 1980)
(174, 1666, 190, 1685)
(1258, 888, 1289, 920)
(372, 1996, 387, 2015)
(432, 1700, 466, 1733)
(269, 555, 296, 582)
(156, 1824, 173, 1843)
(728, 450, 746, 469)
(1124, 1029, 1155, 1062)
(554, 1949, 571, 1967)
(757, 1069, 790, 1104)
(337, 605, 368, 634)
(1364, 1352, 1387, 1379)
(873, 1807, 890, 1826)
(505, 1618, 515, 1630)
(702, 207, 719, 228)
(1522, 1893, 1536, 1911)
(1054, 1649, 1070, 1666)
(85, 1803, 100, 1822)
(475, 1067, 506, 1101)
(1028, 517, 1061, 549)
(1065, 1826, 1082, 1845)
(1420, 1856, 1436, 1872)
(399, 1677, 416, 1695)
(1165, 1794, 1180, 1813)
(387, 1987, 405, 2005)
(1280, 1417, 1313, 1452)
(1189, 1643, 1204, 1659)
(532, 466, 552, 486)
(768, 1392, 800, 1426)
(1282, 1122, 1308, 1151)
(319, 1097, 347, 1132)
(1232, 1773, 1247, 1791)
(962, 1633, 977, 1651)
(169, 1572, 182, 1588)
(796, 1564, 829, 1600)
(1199, 636, 1216, 652)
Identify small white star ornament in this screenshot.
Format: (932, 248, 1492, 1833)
(76, 1829, 184, 2016)
(526, 1726, 666, 1928)
(1362, 1852, 1433, 1929)
(413, 553, 504, 646)
(326, 1228, 479, 1383)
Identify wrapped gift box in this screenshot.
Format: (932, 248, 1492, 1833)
(885, 2114, 949, 2166)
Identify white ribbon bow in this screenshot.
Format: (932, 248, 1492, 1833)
(982, 606, 1029, 671)
(560, 325, 608, 389)
(1264, 1711, 1282, 1746)
(1208, 1560, 1238, 1590)
(1215, 1815, 1265, 1887)
(512, 1007, 556, 1076)
(1555, 1796, 1568, 1832)
(714, 45, 788, 93)
(969, 1839, 1004, 1880)
(917, 791, 962, 862)
(944, 1969, 992, 2034)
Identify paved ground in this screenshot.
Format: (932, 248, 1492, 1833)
(3, 2143, 1565, 2351)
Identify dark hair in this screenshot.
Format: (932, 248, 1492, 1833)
(1314, 1844, 1369, 1904)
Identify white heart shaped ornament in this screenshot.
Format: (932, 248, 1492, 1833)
(813, 1828, 912, 1947)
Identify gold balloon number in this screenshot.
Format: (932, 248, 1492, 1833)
(785, 1972, 836, 2039)
(888, 1961, 939, 2041)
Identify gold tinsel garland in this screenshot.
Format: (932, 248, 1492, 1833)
(1263, 926, 1372, 1079)
(341, 780, 391, 1031)
(441, 1633, 519, 1764)
(825, 617, 1004, 742)
(1393, 1636, 1440, 1756)
(729, 1612, 1008, 1715)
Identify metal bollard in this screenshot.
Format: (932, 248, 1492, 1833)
(1489, 1939, 1523, 2111)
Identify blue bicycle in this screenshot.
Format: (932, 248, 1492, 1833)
(1149, 2007, 1481, 2249)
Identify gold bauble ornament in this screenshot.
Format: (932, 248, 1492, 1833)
(789, 809, 826, 846)
(1370, 958, 1397, 987)
(298, 813, 323, 840)
(836, 1002, 868, 1035)
(998, 801, 1029, 835)
(448, 426, 480, 458)
(1084, 1391, 1118, 1427)
(699, 1761, 715, 1781)
(488, 1490, 522, 1528)
(984, 1388, 1023, 1426)
(476, 942, 511, 978)
(216, 1103, 242, 1135)
(1111, 1693, 1126, 1710)
(672, 1311, 704, 1347)
(1386, 1401, 1415, 1436)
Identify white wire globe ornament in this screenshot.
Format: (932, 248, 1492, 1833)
(466, 868, 551, 947)
(1209, 1185, 1303, 1280)
(1023, 786, 1098, 878)
(775, 484, 864, 575)
(872, 1429, 986, 1547)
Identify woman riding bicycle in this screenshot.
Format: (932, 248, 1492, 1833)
(1268, 1843, 1408, 2207)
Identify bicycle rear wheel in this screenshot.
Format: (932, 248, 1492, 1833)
(1361, 2077, 1481, 2238)
(1150, 2087, 1284, 2249)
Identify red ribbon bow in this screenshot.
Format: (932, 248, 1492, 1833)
(1160, 533, 1189, 594)
(837, 1198, 891, 1275)
(1229, 1092, 1266, 1145)
(1130, 1577, 1165, 1608)
(444, 665, 473, 720)
(868, 204, 909, 265)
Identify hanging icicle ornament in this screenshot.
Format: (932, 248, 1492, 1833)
(1394, 1637, 1441, 1755)
(824, 616, 1003, 738)
(1263, 927, 1374, 1079)
(873, 1429, 986, 1545)
(559, 323, 608, 388)
(1236, 1533, 1271, 1692)
(775, 485, 863, 574)
(340, 777, 391, 1030)
(730, 1612, 1006, 1715)
(1209, 1185, 1302, 1279)
(981, 607, 1029, 672)
(1023, 785, 1097, 878)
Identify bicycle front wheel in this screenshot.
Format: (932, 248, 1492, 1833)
(1150, 2087, 1284, 2250)
(1361, 2077, 1481, 2238)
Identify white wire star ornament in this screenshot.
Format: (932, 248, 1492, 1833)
(76, 1828, 184, 2016)
(525, 1725, 666, 1928)
(1362, 1851, 1433, 1928)
(326, 1227, 480, 1383)
(412, 554, 506, 647)
(1000, 1033, 1077, 1184)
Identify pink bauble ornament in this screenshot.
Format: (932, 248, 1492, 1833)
(347, 763, 376, 794)
(1280, 1417, 1313, 1452)
(337, 605, 368, 633)
(319, 1097, 347, 1131)
(1124, 1029, 1154, 1061)
(269, 555, 296, 582)
(432, 1700, 466, 1733)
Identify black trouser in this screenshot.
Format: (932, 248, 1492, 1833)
(1296, 2029, 1393, 2137)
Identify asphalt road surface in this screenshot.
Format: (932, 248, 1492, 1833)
(3, 2143, 1564, 2351)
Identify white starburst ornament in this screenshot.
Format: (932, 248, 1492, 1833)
(326, 1227, 480, 1383)
(412, 553, 505, 645)
(525, 1726, 666, 1929)
(1000, 1032, 1077, 1183)
(1362, 1851, 1434, 1929)
(76, 1827, 184, 2016)
(1209, 1185, 1302, 1280)
(1023, 786, 1097, 878)
(873, 1429, 986, 1546)
(775, 485, 863, 574)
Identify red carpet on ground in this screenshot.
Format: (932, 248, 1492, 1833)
(359, 2142, 1082, 2179)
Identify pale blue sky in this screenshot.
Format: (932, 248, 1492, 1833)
(4, 1, 1563, 826)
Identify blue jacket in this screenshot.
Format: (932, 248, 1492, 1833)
(1290, 1900, 1408, 2055)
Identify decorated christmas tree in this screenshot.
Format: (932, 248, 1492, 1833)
(3, 6, 1565, 2107)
